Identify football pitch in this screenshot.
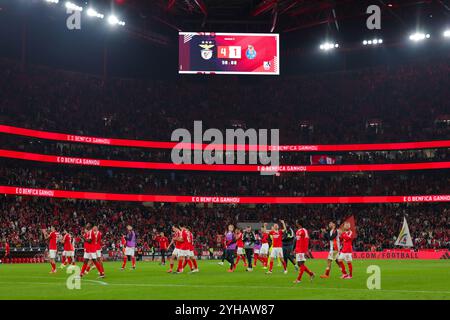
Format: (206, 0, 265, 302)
(0, 260, 449, 300)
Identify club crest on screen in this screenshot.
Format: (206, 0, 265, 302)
(199, 41, 214, 60)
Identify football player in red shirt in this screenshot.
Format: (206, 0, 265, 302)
(42, 226, 59, 273)
(80, 224, 105, 278)
(60, 229, 75, 268)
(167, 226, 183, 273)
(175, 225, 190, 274)
(258, 230, 270, 268)
(337, 222, 354, 279)
(181, 226, 199, 273)
(4, 241, 10, 259)
(233, 228, 247, 270)
(87, 225, 104, 275)
(262, 221, 287, 274)
(293, 220, 315, 283)
(156, 232, 169, 265)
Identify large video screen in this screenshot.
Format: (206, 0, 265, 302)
(179, 32, 279, 75)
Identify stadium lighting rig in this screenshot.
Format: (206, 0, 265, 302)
(86, 8, 104, 19)
(65, 1, 83, 12)
(409, 32, 430, 42)
(45, 0, 59, 4)
(363, 38, 383, 46)
(319, 42, 339, 51)
(107, 14, 126, 26)
(444, 30, 450, 38)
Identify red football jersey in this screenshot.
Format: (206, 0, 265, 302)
(180, 229, 190, 250)
(187, 231, 194, 251)
(157, 236, 169, 250)
(340, 231, 353, 253)
(261, 233, 269, 244)
(269, 230, 283, 248)
(84, 230, 96, 253)
(236, 232, 244, 248)
(174, 230, 183, 249)
(49, 231, 58, 250)
(295, 228, 309, 254)
(94, 231, 102, 250)
(63, 234, 74, 251)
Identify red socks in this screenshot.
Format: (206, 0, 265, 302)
(192, 259, 198, 269)
(80, 262, 88, 275)
(269, 260, 274, 272)
(281, 260, 287, 271)
(122, 256, 127, 269)
(339, 261, 347, 275)
(297, 264, 305, 281)
(325, 268, 330, 276)
(50, 262, 56, 272)
(253, 254, 259, 266)
(348, 263, 353, 276)
(94, 261, 104, 275)
(177, 259, 184, 272)
(61, 256, 66, 265)
(132, 257, 136, 268)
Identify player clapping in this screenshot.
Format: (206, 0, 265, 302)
(320, 221, 340, 278)
(121, 225, 137, 270)
(337, 222, 353, 279)
(42, 226, 59, 274)
(262, 221, 287, 274)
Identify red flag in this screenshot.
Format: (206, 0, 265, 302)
(340, 215, 357, 239)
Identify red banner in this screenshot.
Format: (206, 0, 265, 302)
(1, 186, 450, 204)
(311, 250, 450, 260)
(2, 124, 450, 152)
(1, 149, 450, 172)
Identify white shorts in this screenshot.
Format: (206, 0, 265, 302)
(62, 251, 74, 257)
(328, 250, 339, 260)
(83, 252, 97, 260)
(237, 247, 245, 255)
(48, 250, 57, 259)
(296, 253, 307, 262)
(253, 248, 260, 254)
(172, 248, 180, 257)
(177, 250, 190, 257)
(270, 247, 284, 258)
(188, 250, 195, 258)
(338, 252, 353, 262)
(96, 250, 102, 258)
(260, 243, 269, 255)
(125, 247, 135, 257)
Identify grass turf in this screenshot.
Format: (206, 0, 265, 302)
(0, 259, 449, 300)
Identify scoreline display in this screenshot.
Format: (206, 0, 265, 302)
(179, 32, 280, 75)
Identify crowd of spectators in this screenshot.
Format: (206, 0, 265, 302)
(0, 196, 448, 252)
(1, 163, 448, 196)
(0, 57, 449, 145)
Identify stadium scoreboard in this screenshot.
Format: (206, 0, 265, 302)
(179, 32, 279, 75)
